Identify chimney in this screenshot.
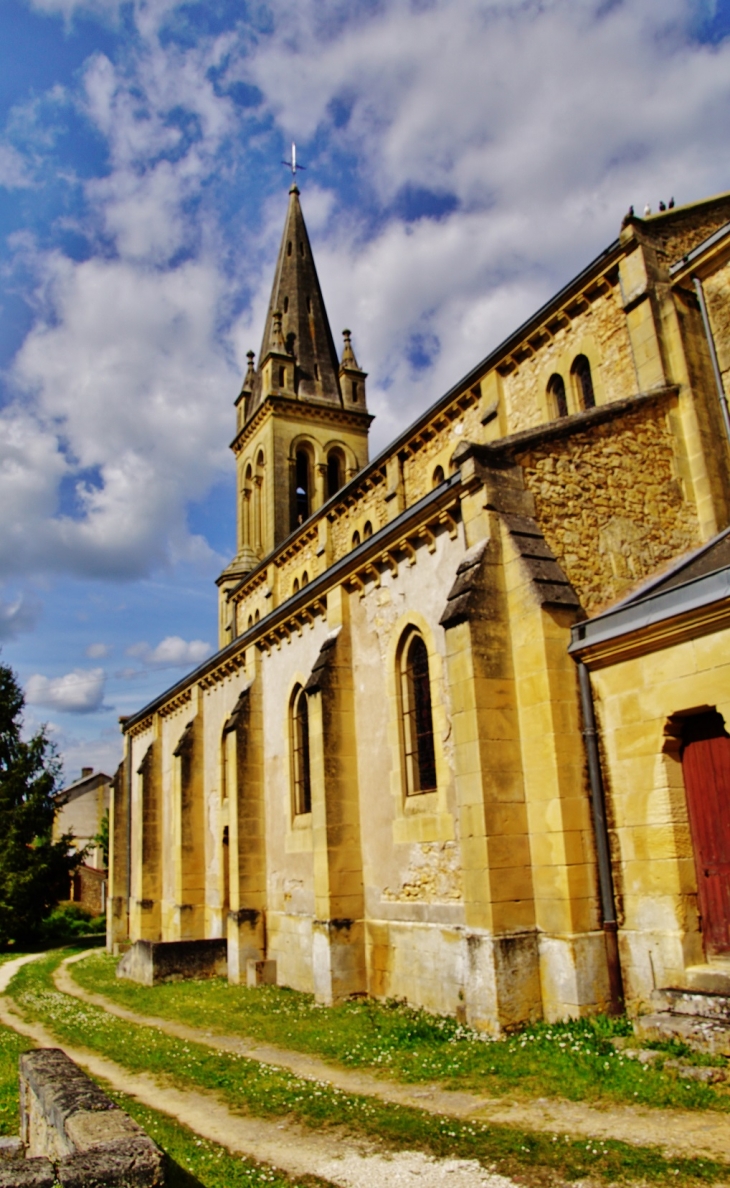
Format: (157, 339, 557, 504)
(81, 767, 93, 779)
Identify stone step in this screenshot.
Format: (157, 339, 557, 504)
(634, 1011, 730, 1056)
(650, 986, 730, 1021)
(686, 963, 730, 995)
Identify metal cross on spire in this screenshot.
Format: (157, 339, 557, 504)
(282, 142, 306, 179)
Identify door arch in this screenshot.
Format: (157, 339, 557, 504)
(681, 710, 730, 956)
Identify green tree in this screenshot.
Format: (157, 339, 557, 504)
(0, 660, 82, 946)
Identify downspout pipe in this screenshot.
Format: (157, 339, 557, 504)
(577, 659, 624, 1014)
(126, 734, 133, 943)
(693, 275, 730, 446)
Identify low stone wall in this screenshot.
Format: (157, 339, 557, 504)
(117, 938, 227, 985)
(0, 1048, 164, 1187)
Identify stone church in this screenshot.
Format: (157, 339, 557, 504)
(110, 184, 730, 1031)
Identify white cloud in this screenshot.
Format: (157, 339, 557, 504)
(0, 593, 41, 640)
(26, 667, 106, 713)
(86, 642, 111, 658)
(5, 0, 730, 578)
(0, 143, 33, 189)
(126, 635, 212, 668)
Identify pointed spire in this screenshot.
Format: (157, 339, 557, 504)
(340, 328, 359, 369)
(246, 186, 344, 420)
(242, 350, 256, 390)
(339, 328, 368, 411)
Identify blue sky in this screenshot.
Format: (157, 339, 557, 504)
(1, 0, 730, 781)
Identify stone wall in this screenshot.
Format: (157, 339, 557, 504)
(1, 1048, 165, 1187)
(518, 401, 701, 613)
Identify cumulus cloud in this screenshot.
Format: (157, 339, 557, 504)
(4, 0, 730, 580)
(126, 636, 212, 668)
(25, 668, 106, 713)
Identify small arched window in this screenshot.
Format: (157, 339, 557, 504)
(432, 465, 445, 488)
(291, 686, 312, 816)
(292, 578, 300, 594)
(247, 614, 253, 630)
(293, 448, 311, 528)
(351, 380, 358, 402)
(352, 530, 361, 549)
(363, 521, 373, 539)
(301, 571, 309, 586)
(400, 633, 437, 796)
(283, 296, 289, 313)
(327, 451, 343, 498)
(572, 355, 595, 409)
(254, 608, 260, 623)
(287, 241, 292, 257)
(547, 373, 568, 419)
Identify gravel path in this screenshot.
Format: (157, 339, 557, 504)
(0, 953, 515, 1188)
(57, 950, 730, 1164)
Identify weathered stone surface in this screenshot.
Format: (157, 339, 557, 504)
(56, 1139, 164, 1188)
(20, 1049, 164, 1187)
(0, 1158, 54, 1188)
(116, 938, 227, 985)
(0, 1140, 24, 1162)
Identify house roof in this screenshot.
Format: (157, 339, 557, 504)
(569, 527, 730, 656)
(56, 770, 112, 805)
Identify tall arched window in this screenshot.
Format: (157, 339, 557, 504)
(400, 633, 437, 795)
(432, 465, 445, 488)
(242, 464, 252, 550)
(547, 373, 568, 419)
(572, 355, 595, 409)
(293, 449, 311, 528)
(291, 686, 312, 815)
(327, 450, 344, 498)
(255, 451, 265, 552)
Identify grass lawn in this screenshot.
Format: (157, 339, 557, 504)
(72, 950, 729, 1112)
(6, 949, 730, 1186)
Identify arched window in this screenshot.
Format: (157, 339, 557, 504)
(292, 578, 300, 594)
(242, 464, 253, 549)
(547, 373, 568, 419)
(572, 355, 595, 409)
(363, 521, 373, 539)
(255, 451, 265, 553)
(301, 570, 309, 586)
(293, 448, 311, 528)
(352, 530, 361, 549)
(432, 465, 445, 488)
(291, 686, 312, 815)
(247, 614, 253, 630)
(254, 608, 260, 623)
(327, 451, 343, 498)
(399, 633, 437, 796)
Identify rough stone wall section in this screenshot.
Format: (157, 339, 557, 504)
(117, 938, 227, 986)
(705, 258, 730, 403)
(12, 1048, 164, 1187)
(518, 405, 701, 613)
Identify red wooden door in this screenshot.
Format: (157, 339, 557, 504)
(682, 712, 730, 956)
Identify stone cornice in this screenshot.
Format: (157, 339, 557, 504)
(230, 395, 373, 457)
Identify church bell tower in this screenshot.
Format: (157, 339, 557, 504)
(219, 184, 371, 602)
